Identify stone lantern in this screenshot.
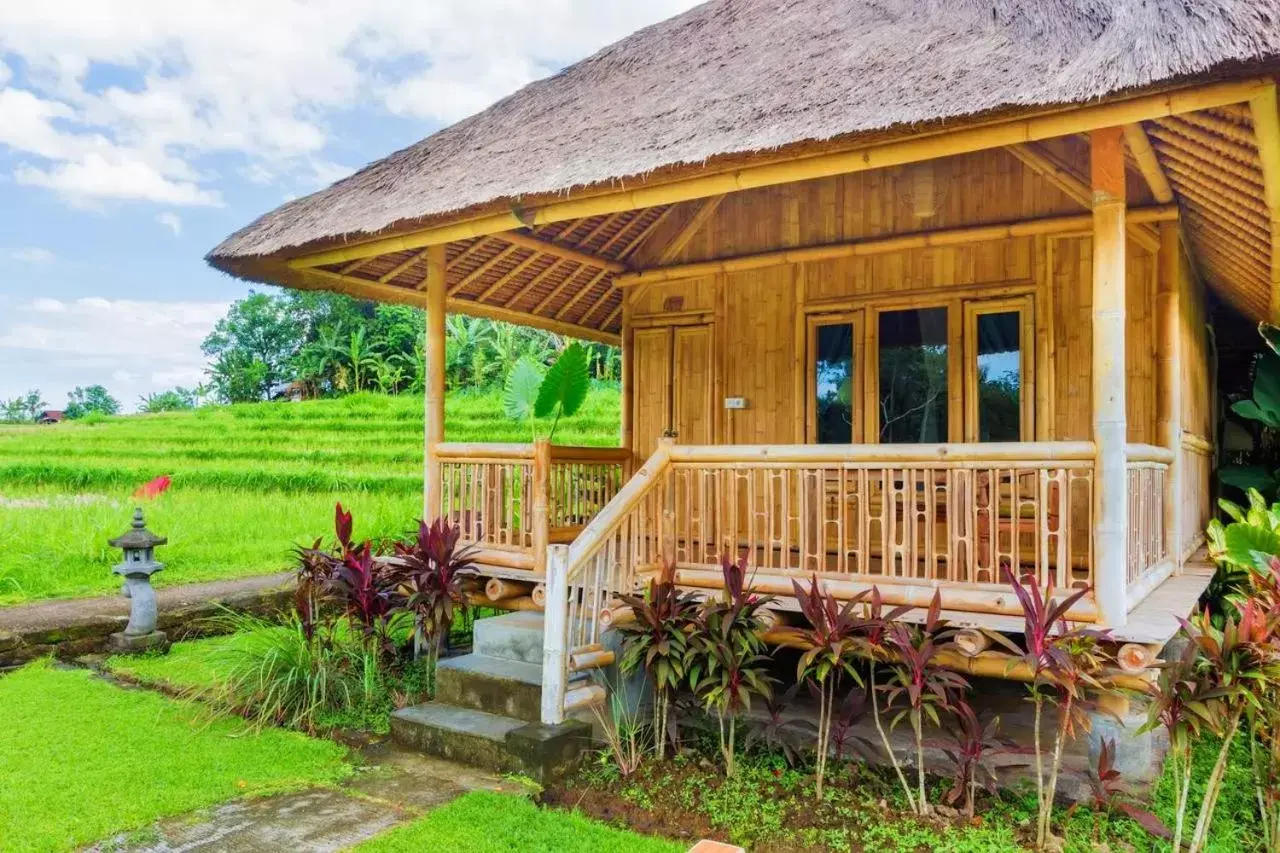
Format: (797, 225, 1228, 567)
(108, 507, 169, 653)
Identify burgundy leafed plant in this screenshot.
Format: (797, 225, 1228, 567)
(942, 700, 1006, 819)
(391, 517, 478, 664)
(331, 540, 396, 646)
(857, 586, 916, 810)
(782, 575, 868, 799)
(987, 569, 1111, 849)
(883, 590, 970, 815)
(1083, 737, 1171, 842)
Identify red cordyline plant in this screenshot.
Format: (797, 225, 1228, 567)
(389, 518, 478, 665)
(332, 540, 398, 647)
(942, 700, 1006, 819)
(782, 576, 869, 799)
(1177, 600, 1280, 853)
(616, 560, 700, 760)
(883, 590, 971, 816)
(1078, 737, 1170, 843)
(291, 503, 361, 643)
(986, 569, 1110, 850)
(857, 586, 917, 812)
(1138, 638, 1220, 851)
(689, 554, 777, 778)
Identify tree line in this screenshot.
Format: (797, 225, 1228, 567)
(201, 290, 619, 404)
(1, 290, 621, 422)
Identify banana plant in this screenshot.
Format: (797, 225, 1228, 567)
(1221, 323, 1280, 497)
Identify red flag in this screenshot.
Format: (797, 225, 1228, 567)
(134, 475, 172, 500)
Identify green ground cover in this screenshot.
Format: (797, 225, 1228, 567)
(0, 388, 619, 604)
(352, 790, 681, 853)
(0, 661, 351, 853)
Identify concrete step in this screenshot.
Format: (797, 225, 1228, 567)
(434, 653, 590, 723)
(473, 611, 544, 665)
(390, 702, 590, 782)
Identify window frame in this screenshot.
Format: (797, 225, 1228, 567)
(805, 310, 864, 444)
(962, 295, 1036, 443)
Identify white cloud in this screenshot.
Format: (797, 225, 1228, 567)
(0, 296, 228, 409)
(7, 247, 55, 264)
(0, 2, 702, 206)
(155, 211, 181, 235)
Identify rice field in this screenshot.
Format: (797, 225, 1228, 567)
(0, 388, 620, 606)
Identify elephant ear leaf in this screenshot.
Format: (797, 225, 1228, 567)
(1259, 322, 1280, 358)
(535, 342, 589, 420)
(1224, 523, 1280, 570)
(503, 356, 544, 421)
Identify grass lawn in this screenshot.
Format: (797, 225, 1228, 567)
(353, 790, 681, 853)
(0, 388, 619, 604)
(0, 661, 352, 853)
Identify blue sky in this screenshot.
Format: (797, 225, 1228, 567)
(0, 1, 697, 410)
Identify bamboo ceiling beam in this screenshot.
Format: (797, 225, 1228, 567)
(658, 195, 725, 264)
(554, 269, 612, 320)
(409, 238, 490, 289)
(530, 264, 588, 315)
(596, 214, 650, 258)
(1248, 81, 1280, 319)
(286, 78, 1267, 269)
(1123, 124, 1174, 203)
(449, 244, 522, 295)
(1005, 143, 1159, 250)
(299, 267, 619, 346)
(378, 247, 430, 284)
(614, 205, 1178, 287)
(601, 303, 623, 331)
(500, 230, 627, 274)
(567, 280, 616, 325)
(618, 205, 678, 261)
(339, 257, 369, 275)
(475, 250, 542, 303)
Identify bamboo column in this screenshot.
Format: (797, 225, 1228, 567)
(424, 243, 448, 519)
(1091, 128, 1129, 627)
(532, 438, 551, 576)
(1156, 222, 1183, 573)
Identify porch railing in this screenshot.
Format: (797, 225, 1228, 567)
(541, 440, 1101, 723)
(434, 441, 630, 574)
(1125, 444, 1173, 607)
(1179, 433, 1214, 562)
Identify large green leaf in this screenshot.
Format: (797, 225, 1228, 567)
(1224, 523, 1280, 570)
(502, 356, 544, 422)
(1259, 322, 1280, 358)
(1218, 465, 1279, 496)
(534, 342, 589, 420)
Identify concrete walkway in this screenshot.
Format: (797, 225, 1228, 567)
(0, 572, 292, 666)
(90, 743, 522, 852)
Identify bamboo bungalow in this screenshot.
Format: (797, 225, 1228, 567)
(210, 0, 1280, 740)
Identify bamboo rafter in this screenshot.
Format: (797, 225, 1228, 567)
(614, 206, 1178, 286)
(554, 268, 613, 320)
(1123, 124, 1174, 203)
(658, 195, 726, 264)
(500, 230, 627, 274)
(617, 205, 679, 261)
(1005, 143, 1159, 250)
(475, 250, 543, 303)
(450, 244, 523, 295)
(1248, 83, 1280, 318)
(285, 78, 1270, 270)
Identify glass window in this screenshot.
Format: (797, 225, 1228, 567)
(878, 307, 948, 443)
(814, 323, 855, 443)
(975, 311, 1022, 441)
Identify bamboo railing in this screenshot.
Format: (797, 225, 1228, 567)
(541, 440, 1103, 724)
(1179, 434, 1214, 562)
(434, 441, 630, 574)
(1125, 444, 1173, 607)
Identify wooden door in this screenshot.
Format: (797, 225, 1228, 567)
(631, 324, 714, 458)
(632, 327, 673, 460)
(673, 325, 714, 445)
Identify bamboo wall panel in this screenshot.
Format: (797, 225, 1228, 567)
(1178, 245, 1214, 439)
(1050, 236, 1158, 444)
(1180, 438, 1214, 559)
(722, 265, 798, 445)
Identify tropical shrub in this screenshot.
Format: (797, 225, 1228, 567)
(389, 517, 478, 666)
(616, 561, 701, 760)
(503, 341, 591, 441)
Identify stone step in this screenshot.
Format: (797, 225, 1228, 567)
(473, 611, 544, 665)
(435, 653, 590, 723)
(390, 702, 590, 782)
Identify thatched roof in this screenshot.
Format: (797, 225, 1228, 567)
(210, 0, 1280, 265)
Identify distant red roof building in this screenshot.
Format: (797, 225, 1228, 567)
(37, 410, 65, 424)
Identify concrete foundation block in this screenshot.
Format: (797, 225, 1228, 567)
(108, 630, 170, 655)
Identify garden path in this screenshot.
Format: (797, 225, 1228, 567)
(90, 743, 522, 852)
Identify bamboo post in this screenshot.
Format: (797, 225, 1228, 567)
(532, 438, 551, 576)
(423, 243, 447, 520)
(1156, 222, 1183, 572)
(541, 544, 570, 726)
(1091, 127, 1130, 628)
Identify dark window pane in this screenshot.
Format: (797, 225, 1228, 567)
(815, 323, 854, 444)
(976, 311, 1022, 442)
(878, 307, 948, 443)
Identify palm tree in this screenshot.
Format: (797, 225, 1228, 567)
(330, 327, 382, 392)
